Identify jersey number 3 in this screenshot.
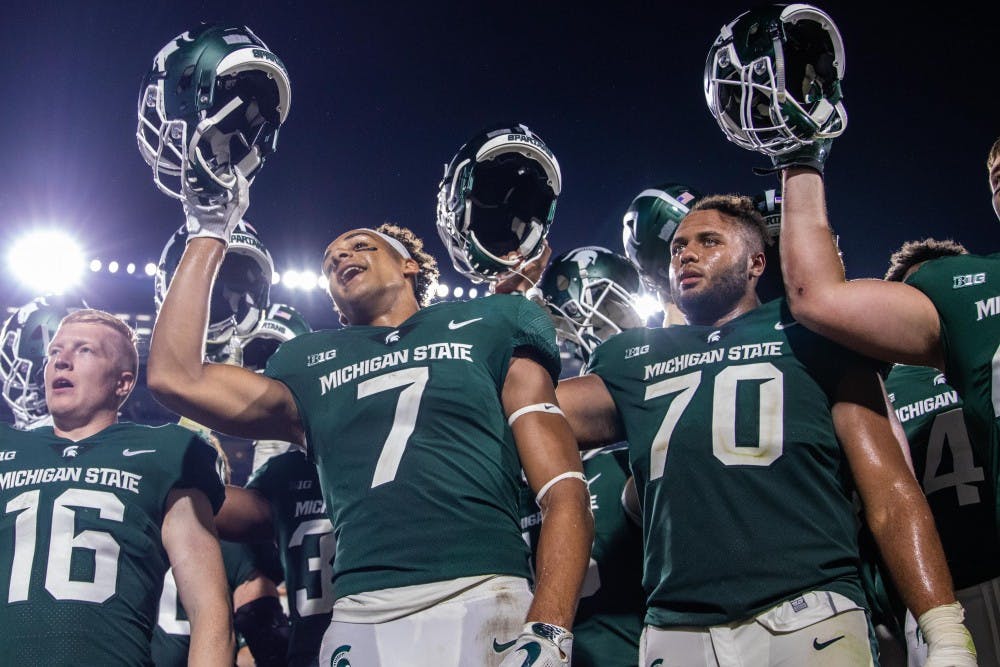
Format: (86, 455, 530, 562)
(646, 362, 784, 480)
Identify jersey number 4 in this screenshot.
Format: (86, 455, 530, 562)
(646, 362, 784, 480)
(5, 488, 123, 603)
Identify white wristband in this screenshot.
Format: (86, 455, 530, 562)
(508, 402, 564, 426)
(535, 471, 587, 506)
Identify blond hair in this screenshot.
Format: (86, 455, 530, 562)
(60, 309, 139, 376)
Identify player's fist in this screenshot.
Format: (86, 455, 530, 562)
(492, 241, 552, 296)
(920, 602, 978, 667)
(182, 169, 250, 245)
(497, 622, 572, 667)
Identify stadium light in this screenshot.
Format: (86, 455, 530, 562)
(90, 259, 102, 272)
(144, 262, 157, 277)
(315, 274, 327, 290)
(283, 270, 300, 289)
(634, 294, 663, 321)
(108, 261, 119, 274)
(468, 288, 478, 298)
(126, 263, 136, 275)
(8, 230, 85, 294)
(272, 271, 281, 285)
(299, 271, 317, 291)
(436, 283, 449, 298)
(453, 286, 464, 298)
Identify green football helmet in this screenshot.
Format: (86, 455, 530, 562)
(704, 4, 846, 156)
(537, 246, 643, 362)
(622, 183, 702, 292)
(0, 295, 85, 428)
(155, 220, 274, 347)
(239, 303, 312, 372)
(436, 123, 561, 283)
(137, 24, 291, 200)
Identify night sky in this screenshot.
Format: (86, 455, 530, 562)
(1, 1, 998, 331)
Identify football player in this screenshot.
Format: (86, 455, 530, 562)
(147, 150, 593, 667)
(555, 194, 970, 665)
(153, 430, 289, 667)
(0, 308, 233, 665)
(705, 5, 996, 663)
(523, 246, 646, 667)
(213, 303, 335, 667)
(880, 239, 1000, 665)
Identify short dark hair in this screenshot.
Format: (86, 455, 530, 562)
(376, 223, 440, 307)
(690, 194, 770, 255)
(884, 238, 968, 282)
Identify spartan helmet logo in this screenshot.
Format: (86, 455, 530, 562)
(331, 645, 352, 667)
(707, 330, 722, 344)
(62, 445, 79, 458)
(385, 330, 400, 345)
(566, 249, 599, 271)
(933, 374, 947, 386)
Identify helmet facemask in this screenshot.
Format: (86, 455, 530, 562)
(437, 124, 561, 283)
(137, 25, 290, 200)
(705, 4, 846, 156)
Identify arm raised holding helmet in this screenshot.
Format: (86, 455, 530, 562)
(704, 6, 979, 665)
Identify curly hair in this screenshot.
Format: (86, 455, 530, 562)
(690, 194, 770, 255)
(885, 238, 968, 282)
(376, 223, 440, 307)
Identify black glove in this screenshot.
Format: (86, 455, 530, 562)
(754, 138, 833, 177)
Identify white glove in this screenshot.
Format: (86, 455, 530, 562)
(181, 168, 250, 244)
(920, 602, 978, 667)
(497, 622, 572, 667)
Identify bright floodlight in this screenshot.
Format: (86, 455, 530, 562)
(453, 286, 464, 298)
(634, 294, 663, 321)
(283, 269, 300, 289)
(126, 262, 136, 275)
(108, 261, 119, 274)
(90, 259, 102, 272)
(316, 274, 327, 290)
(271, 271, 281, 285)
(8, 230, 85, 294)
(468, 288, 478, 298)
(144, 262, 157, 277)
(299, 271, 317, 291)
(436, 283, 449, 298)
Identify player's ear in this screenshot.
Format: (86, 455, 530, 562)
(748, 250, 766, 279)
(401, 257, 420, 279)
(115, 370, 136, 401)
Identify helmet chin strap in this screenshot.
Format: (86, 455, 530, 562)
(190, 95, 246, 191)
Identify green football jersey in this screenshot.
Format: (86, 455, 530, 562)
(0, 422, 225, 667)
(264, 295, 560, 598)
(886, 364, 1000, 589)
(150, 539, 259, 666)
(586, 298, 868, 627)
(905, 254, 1000, 530)
(519, 443, 643, 667)
(247, 448, 332, 667)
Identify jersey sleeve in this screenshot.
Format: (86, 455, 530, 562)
(512, 296, 561, 385)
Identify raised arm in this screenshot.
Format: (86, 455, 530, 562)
(502, 354, 593, 662)
(780, 168, 945, 369)
(834, 364, 975, 664)
(147, 237, 304, 443)
(162, 488, 235, 667)
(555, 374, 624, 448)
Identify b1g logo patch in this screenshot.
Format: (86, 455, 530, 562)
(953, 272, 986, 289)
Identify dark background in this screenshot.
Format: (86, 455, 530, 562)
(1, 2, 998, 464)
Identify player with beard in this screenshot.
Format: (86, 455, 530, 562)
(554, 194, 971, 666)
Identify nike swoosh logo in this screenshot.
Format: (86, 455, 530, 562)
(586, 473, 602, 486)
(122, 449, 156, 456)
(813, 635, 845, 650)
(492, 638, 518, 653)
(774, 320, 798, 330)
(448, 317, 483, 330)
(512, 641, 542, 665)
